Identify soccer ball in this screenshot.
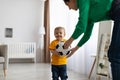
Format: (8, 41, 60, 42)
(56, 41, 71, 56)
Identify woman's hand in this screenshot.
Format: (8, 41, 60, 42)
(64, 37, 74, 49)
(67, 46, 79, 58)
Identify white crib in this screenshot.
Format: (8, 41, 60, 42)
(7, 42, 36, 63)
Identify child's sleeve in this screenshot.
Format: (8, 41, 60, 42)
(49, 41, 55, 50)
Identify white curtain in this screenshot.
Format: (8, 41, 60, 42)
(38, 0, 46, 48)
(37, 0, 46, 62)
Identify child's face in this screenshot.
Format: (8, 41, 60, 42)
(54, 28, 65, 41)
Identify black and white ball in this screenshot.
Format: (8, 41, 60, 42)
(56, 41, 71, 56)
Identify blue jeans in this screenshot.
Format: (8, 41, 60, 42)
(108, 1, 120, 80)
(51, 65, 68, 80)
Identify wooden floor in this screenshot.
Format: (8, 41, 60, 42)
(0, 63, 89, 80)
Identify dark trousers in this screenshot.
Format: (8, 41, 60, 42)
(108, 0, 120, 80)
(51, 65, 68, 80)
(111, 62, 120, 80)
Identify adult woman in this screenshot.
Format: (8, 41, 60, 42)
(63, 0, 120, 80)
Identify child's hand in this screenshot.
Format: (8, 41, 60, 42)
(50, 50, 60, 56)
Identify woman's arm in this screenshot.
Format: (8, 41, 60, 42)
(67, 22, 94, 58)
(67, 46, 79, 58)
(64, 0, 90, 49)
(77, 22, 94, 47)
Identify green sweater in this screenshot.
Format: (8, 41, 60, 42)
(72, 0, 113, 47)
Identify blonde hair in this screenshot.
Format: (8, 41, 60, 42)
(54, 26, 66, 34)
(55, 26, 65, 31)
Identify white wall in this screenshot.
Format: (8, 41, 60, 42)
(0, 0, 40, 42)
(0, 0, 44, 62)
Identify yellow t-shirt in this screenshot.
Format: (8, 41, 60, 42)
(49, 39, 67, 65)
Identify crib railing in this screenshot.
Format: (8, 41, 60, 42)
(7, 42, 36, 63)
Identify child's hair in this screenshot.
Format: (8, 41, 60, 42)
(54, 26, 66, 33)
(63, 0, 70, 2)
(55, 26, 65, 31)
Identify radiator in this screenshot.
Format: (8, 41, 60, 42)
(7, 42, 36, 63)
